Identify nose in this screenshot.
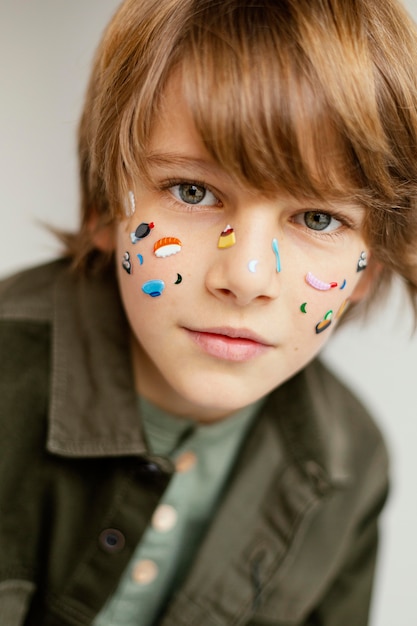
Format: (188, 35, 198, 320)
(205, 220, 281, 306)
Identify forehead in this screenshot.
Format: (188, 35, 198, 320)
(148, 76, 206, 157)
(143, 66, 359, 206)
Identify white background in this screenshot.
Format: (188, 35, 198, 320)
(0, 1, 416, 624)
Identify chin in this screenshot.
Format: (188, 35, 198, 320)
(170, 370, 270, 420)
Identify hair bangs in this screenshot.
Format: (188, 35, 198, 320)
(175, 1, 374, 204)
(117, 0, 397, 209)
(71, 0, 417, 319)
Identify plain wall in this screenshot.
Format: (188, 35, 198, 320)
(1, 1, 416, 624)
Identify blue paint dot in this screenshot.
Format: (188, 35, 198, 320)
(142, 279, 165, 297)
(137, 254, 144, 265)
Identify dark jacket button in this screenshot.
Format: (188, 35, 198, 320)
(138, 456, 174, 475)
(99, 528, 126, 553)
(142, 461, 162, 474)
(135, 457, 175, 489)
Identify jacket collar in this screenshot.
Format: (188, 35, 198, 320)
(47, 263, 148, 458)
(45, 261, 352, 483)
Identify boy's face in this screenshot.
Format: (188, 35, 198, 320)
(114, 80, 371, 421)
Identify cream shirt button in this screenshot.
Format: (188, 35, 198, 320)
(132, 560, 159, 585)
(152, 504, 178, 532)
(175, 451, 197, 473)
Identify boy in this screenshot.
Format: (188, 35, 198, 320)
(1, 0, 417, 624)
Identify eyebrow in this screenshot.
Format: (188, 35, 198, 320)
(146, 151, 367, 217)
(146, 152, 226, 177)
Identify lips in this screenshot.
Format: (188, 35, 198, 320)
(184, 327, 272, 362)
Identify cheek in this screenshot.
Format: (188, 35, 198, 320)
(296, 256, 366, 335)
(116, 220, 189, 302)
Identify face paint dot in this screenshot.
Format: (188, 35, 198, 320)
(124, 191, 136, 217)
(306, 272, 338, 291)
(340, 279, 347, 290)
(336, 299, 349, 319)
(130, 222, 155, 244)
(154, 237, 182, 258)
(316, 318, 332, 334)
(122, 252, 132, 275)
(141, 279, 165, 297)
(218, 225, 236, 249)
(357, 251, 368, 272)
(271, 238, 282, 273)
(128, 190, 136, 215)
(300, 302, 307, 314)
(137, 254, 144, 265)
(248, 259, 259, 273)
(175, 273, 183, 284)
(324, 310, 333, 321)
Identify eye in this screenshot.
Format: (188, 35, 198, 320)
(170, 182, 220, 206)
(294, 211, 343, 233)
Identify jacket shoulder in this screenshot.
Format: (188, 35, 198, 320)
(309, 358, 386, 452)
(270, 358, 389, 488)
(0, 259, 70, 321)
(317, 358, 387, 454)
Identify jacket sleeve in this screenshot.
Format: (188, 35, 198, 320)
(305, 480, 389, 626)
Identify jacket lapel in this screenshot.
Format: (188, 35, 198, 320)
(161, 365, 353, 625)
(47, 265, 147, 458)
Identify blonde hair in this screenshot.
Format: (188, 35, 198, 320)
(67, 0, 417, 317)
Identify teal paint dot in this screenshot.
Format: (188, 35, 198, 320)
(142, 279, 165, 297)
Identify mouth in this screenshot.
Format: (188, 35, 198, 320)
(184, 327, 273, 362)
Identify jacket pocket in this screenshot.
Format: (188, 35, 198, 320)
(0, 579, 36, 626)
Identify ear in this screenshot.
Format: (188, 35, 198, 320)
(349, 255, 381, 304)
(87, 211, 116, 253)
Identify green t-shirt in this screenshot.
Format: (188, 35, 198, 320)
(93, 396, 263, 626)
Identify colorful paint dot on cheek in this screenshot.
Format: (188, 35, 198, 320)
(315, 317, 332, 334)
(248, 259, 259, 273)
(128, 190, 136, 215)
(130, 222, 155, 244)
(271, 238, 282, 273)
(137, 254, 144, 265)
(300, 302, 308, 314)
(336, 299, 350, 319)
(315, 310, 333, 334)
(174, 273, 183, 284)
(141, 279, 165, 297)
(357, 251, 368, 272)
(154, 237, 182, 257)
(306, 272, 338, 291)
(123, 191, 136, 217)
(217, 225, 236, 249)
(340, 279, 347, 290)
(122, 252, 132, 275)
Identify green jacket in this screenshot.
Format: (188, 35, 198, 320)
(0, 260, 388, 626)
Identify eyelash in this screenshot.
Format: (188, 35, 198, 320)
(291, 210, 355, 238)
(160, 179, 223, 210)
(158, 180, 358, 237)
